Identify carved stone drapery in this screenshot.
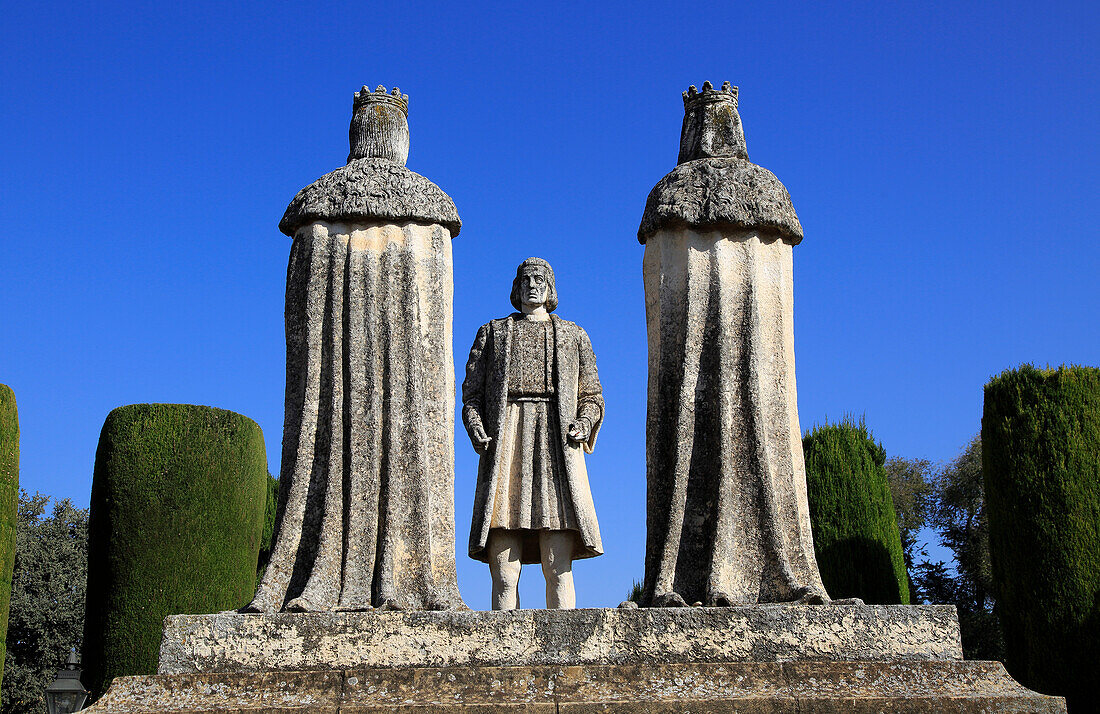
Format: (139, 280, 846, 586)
(248, 86, 465, 612)
(639, 83, 827, 606)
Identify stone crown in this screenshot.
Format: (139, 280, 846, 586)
(354, 85, 409, 115)
(683, 81, 738, 109)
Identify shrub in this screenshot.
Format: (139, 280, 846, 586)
(803, 418, 910, 604)
(0, 385, 19, 695)
(256, 471, 278, 583)
(983, 365, 1100, 709)
(82, 404, 268, 699)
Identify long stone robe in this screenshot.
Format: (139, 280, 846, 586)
(642, 226, 826, 605)
(249, 220, 464, 612)
(639, 83, 828, 606)
(463, 315, 604, 564)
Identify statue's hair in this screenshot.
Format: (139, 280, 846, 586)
(510, 257, 558, 312)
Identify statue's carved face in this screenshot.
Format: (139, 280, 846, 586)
(518, 268, 550, 309)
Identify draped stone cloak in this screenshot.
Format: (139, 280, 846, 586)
(639, 83, 829, 606)
(463, 315, 604, 564)
(247, 87, 466, 612)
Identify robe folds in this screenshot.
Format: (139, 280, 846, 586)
(248, 221, 465, 612)
(463, 315, 604, 565)
(641, 227, 828, 606)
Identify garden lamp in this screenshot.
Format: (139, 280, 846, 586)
(45, 651, 88, 714)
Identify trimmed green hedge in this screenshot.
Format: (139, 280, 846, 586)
(983, 365, 1100, 709)
(256, 471, 278, 583)
(804, 418, 910, 604)
(0, 386, 18, 696)
(82, 404, 267, 699)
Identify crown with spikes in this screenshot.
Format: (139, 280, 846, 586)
(683, 80, 738, 109)
(353, 84, 409, 115)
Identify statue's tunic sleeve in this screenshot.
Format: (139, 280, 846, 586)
(462, 322, 491, 443)
(576, 328, 603, 438)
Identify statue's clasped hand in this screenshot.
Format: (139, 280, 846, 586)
(471, 424, 493, 454)
(567, 418, 591, 444)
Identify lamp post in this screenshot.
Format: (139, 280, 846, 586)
(44, 651, 88, 714)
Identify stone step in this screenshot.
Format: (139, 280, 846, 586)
(158, 606, 963, 674)
(89, 660, 1064, 712)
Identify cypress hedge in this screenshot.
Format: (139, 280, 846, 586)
(983, 365, 1100, 709)
(256, 471, 279, 583)
(83, 404, 268, 699)
(0, 386, 18, 696)
(803, 418, 910, 604)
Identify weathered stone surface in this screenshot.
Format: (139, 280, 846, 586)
(637, 158, 803, 244)
(640, 85, 819, 608)
(158, 606, 962, 674)
(88, 661, 1065, 712)
(249, 88, 465, 613)
(278, 85, 460, 238)
(463, 259, 604, 610)
(279, 158, 461, 238)
(638, 82, 802, 244)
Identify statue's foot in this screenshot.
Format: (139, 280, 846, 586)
(651, 591, 688, 608)
(376, 598, 407, 612)
(426, 590, 471, 612)
(790, 585, 829, 605)
(830, 597, 865, 606)
(239, 585, 281, 611)
(238, 596, 277, 614)
(285, 595, 323, 612)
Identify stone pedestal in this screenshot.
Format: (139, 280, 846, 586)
(85, 607, 1065, 712)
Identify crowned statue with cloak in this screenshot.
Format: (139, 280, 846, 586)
(246, 86, 466, 613)
(462, 258, 604, 610)
(638, 83, 831, 607)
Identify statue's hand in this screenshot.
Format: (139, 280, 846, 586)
(567, 418, 591, 444)
(471, 424, 492, 454)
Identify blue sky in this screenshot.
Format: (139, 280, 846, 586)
(1, 0, 1096, 609)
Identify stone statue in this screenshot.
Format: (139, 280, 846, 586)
(462, 258, 604, 609)
(246, 86, 466, 612)
(638, 83, 830, 607)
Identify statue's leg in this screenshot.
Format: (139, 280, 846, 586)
(488, 530, 523, 610)
(540, 530, 576, 609)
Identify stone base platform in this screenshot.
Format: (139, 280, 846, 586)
(85, 607, 1064, 712)
(91, 661, 1064, 712)
(158, 605, 963, 674)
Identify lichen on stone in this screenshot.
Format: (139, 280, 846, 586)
(637, 158, 803, 244)
(279, 157, 462, 237)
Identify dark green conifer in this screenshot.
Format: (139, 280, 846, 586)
(82, 404, 267, 699)
(803, 418, 910, 604)
(983, 365, 1100, 709)
(0, 385, 19, 695)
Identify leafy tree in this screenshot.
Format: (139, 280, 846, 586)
(1, 492, 88, 714)
(912, 435, 1004, 661)
(883, 456, 933, 573)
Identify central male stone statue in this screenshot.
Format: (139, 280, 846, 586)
(463, 258, 604, 609)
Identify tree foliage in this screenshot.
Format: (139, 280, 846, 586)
(83, 404, 268, 700)
(803, 418, 910, 604)
(257, 471, 278, 583)
(908, 435, 1004, 661)
(0, 385, 18, 698)
(983, 364, 1100, 709)
(1, 492, 88, 714)
(883, 456, 933, 572)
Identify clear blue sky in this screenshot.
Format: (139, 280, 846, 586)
(1, 0, 1096, 609)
